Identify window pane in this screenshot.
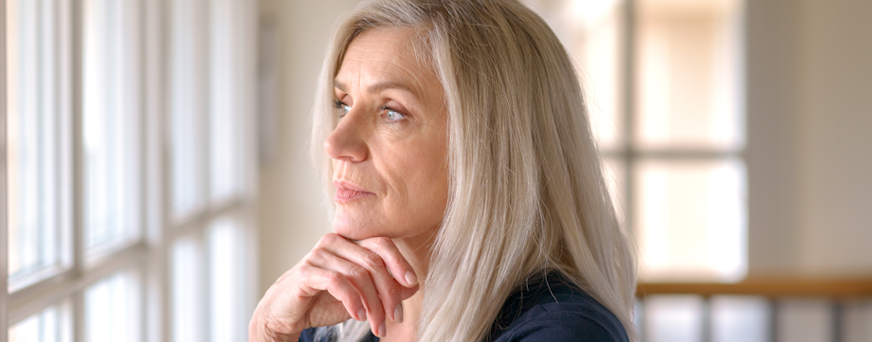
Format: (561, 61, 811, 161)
(208, 216, 248, 342)
(83, 0, 141, 252)
(209, 0, 243, 203)
(171, 0, 207, 218)
(523, 0, 626, 150)
(635, 158, 746, 282)
(172, 236, 205, 342)
(644, 295, 705, 342)
(85, 270, 142, 342)
(7, 0, 69, 283)
(711, 296, 770, 342)
(570, 0, 626, 150)
(9, 301, 72, 342)
(635, 0, 744, 150)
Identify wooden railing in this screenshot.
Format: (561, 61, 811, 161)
(638, 277, 872, 298)
(634, 278, 872, 342)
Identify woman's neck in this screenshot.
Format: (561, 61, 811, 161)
(382, 229, 437, 341)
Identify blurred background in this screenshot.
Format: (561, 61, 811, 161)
(3, 0, 871, 341)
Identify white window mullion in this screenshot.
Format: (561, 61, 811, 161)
(142, 0, 170, 340)
(57, 0, 74, 286)
(238, 0, 259, 322)
(200, 2, 213, 336)
(621, 0, 637, 235)
(71, 0, 87, 340)
(72, 286, 85, 342)
(1, 0, 10, 337)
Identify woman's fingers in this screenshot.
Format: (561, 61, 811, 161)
(251, 234, 420, 341)
(315, 234, 414, 335)
(308, 248, 389, 336)
(297, 264, 367, 322)
(294, 233, 421, 337)
(320, 234, 417, 288)
(356, 237, 419, 287)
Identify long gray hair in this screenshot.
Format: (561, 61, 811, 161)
(311, 1, 637, 341)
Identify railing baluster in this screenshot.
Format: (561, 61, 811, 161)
(832, 301, 843, 342)
(769, 298, 779, 342)
(701, 296, 712, 342)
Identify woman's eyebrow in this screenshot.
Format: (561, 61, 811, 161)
(334, 80, 348, 93)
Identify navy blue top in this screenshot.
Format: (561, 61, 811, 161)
(299, 272, 629, 342)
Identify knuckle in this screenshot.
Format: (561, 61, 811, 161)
(338, 291, 360, 303)
(276, 268, 297, 285)
(372, 237, 392, 247)
(325, 271, 345, 287)
(362, 252, 385, 269)
(318, 233, 340, 246)
(311, 248, 329, 261)
(348, 266, 370, 280)
(386, 286, 402, 299)
(293, 266, 312, 281)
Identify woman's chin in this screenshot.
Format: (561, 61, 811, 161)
(331, 220, 379, 241)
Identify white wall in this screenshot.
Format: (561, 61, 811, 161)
(256, 0, 872, 294)
(797, 0, 872, 275)
(256, 0, 358, 294)
(747, 0, 872, 277)
(745, 0, 804, 276)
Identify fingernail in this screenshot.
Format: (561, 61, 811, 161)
(404, 271, 418, 285)
(394, 304, 404, 323)
(357, 309, 366, 321)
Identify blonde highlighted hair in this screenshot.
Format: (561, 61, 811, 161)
(311, 0, 637, 341)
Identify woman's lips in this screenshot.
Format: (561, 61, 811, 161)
(333, 180, 375, 203)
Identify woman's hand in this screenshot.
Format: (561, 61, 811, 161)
(249, 233, 420, 341)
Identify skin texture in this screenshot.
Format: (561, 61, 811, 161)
(249, 27, 449, 342)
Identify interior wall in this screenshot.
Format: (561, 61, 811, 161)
(256, 0, 358, 295)
(797, 0, 872, 275)
(747, 0, 872, 277)
(745, 0, 804, 276)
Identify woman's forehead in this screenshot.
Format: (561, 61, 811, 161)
(334, 27, 438, 98)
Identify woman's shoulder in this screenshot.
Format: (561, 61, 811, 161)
(488, 272, 630, 342)
(300, 272, 629, 342)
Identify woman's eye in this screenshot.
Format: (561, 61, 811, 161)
(334, 100, 351, 118)
(384, 108, 407, 122)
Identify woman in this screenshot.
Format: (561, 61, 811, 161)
(249, 0, 637, 341)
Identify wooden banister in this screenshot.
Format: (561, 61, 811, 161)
(637, 278, 872, 298)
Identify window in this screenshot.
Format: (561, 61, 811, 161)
(3, 0, 257, 340)
(526, 0, 746, 282)
(6, 0, 71, 294)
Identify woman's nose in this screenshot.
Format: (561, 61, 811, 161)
(324, 114, 368, 162)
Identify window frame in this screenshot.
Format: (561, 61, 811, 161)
(525, 0, 747, 281)
(2, 0, 9, 334)
(605, 0, 748, 282)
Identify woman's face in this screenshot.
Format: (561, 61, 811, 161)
(326, 27, 449, 241)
